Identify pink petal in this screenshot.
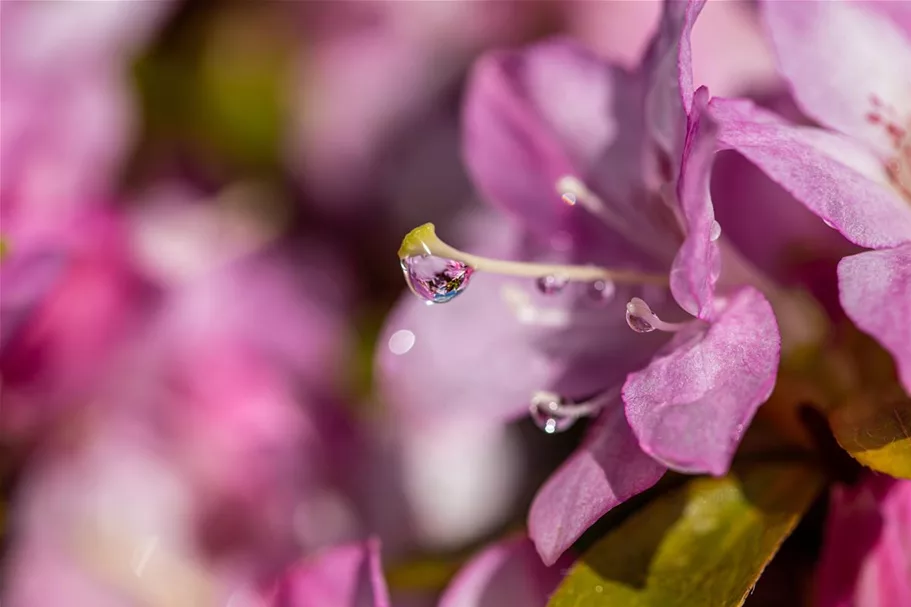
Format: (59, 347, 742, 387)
(462, 39, 616, 235)
(816, 475, 911, 607)
(711, 138, 856, 285)
(0, 249, 66, 351)
(623, 286, 780, 476)
(379, 213, 665, 425)
(670, 86, 721, 319)
(528, 404, 667, 565)
(270, 539, 390, 607)
(462, 38, 673, 266)
(761, 0, 911, 157)
(439, 535, 570, 607)
(710, 97, 911, 249)
(378, 273, 561, 425)
(862, 0, 911, 38)
(838, 245, 911, 394)
(642, 0, 706, 158)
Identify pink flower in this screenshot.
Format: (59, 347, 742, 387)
(0, 211, 153, 440)
(709, 0, 911, 394)
(0, 0, 173, 357)
(2, 250, 359, 605)
(816, 475, 911, 607)
(439, 535, 571, 607)
(381, 0, 782, 564)
(267, 539, 390, 607)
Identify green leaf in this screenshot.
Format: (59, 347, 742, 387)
(547, 462, 824, 607)
(829, 397, 911, 479)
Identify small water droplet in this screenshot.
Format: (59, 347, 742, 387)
(626, 312, 654, 333)
(561, 192, 577, 206)
(530, 394, 577, 434)
(626, 300, 656, 333)
(595, 585, 604, 594)
(536, 274, 569, 295)
(709, 220, 722, 241)
(587, 279, 616, 303)
(823, 218, 836, 229)
(401, 255, 474, 304)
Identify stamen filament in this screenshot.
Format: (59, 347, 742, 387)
(626, 297, 692, 333)
(399, 223, 668, 286)
(555, 176, 632, 233)
(529, 388, 617, 433)
(555, 175, 677, 263)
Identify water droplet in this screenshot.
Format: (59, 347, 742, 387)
(587, 279, 616, 303)
(388, 329, 416, 355)
(709, 220, 722, 241)
(561, 192, 577, 206)
(530, 394, 577, 434)
(626, 311, 654, 333)
(401, 255, 474, 304)
(626, 299, 656, 333)
(536, 274, 568, 295)
(823, 218, 836, 229)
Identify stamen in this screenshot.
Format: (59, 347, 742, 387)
(555, 175, 677, 262)
(399, 223, 668, 287)
(555, 176, 631, 231)
(625, 297, 691, 333)
(529, 389, 615, 434)
(500, 285, 572, 327)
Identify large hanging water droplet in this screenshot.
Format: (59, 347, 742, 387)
(625, 298, 656, 333)
(401, 255, 474, 304)
(709, 220, 722, 241)
(587, 279, 616, 303)
(530, 394, 577, 434)
(536, 274, 568, 295)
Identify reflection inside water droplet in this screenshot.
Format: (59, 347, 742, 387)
(530, 394, 577, 434)
(709, 220, 722, 242)
(536, 274, 568, 295)
(561, 192, 577, 206)
(625, 298, 656, 333)
(401, 255, 474, 304)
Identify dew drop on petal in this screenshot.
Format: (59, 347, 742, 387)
(561, 192, 577, 206)
(587, 279, 616, 303)
(530, 394, 577, 434)
(401, 255, 474, 304)
(536, 274, 568, 295)
(823, 218, 836, 229)
(709, 220, 722, 242)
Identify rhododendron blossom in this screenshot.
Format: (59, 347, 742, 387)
(381, 0, 806, 564)
(710, 0, 911, 394)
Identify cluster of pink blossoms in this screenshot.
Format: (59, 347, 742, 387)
(1, 1, 908, 607)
